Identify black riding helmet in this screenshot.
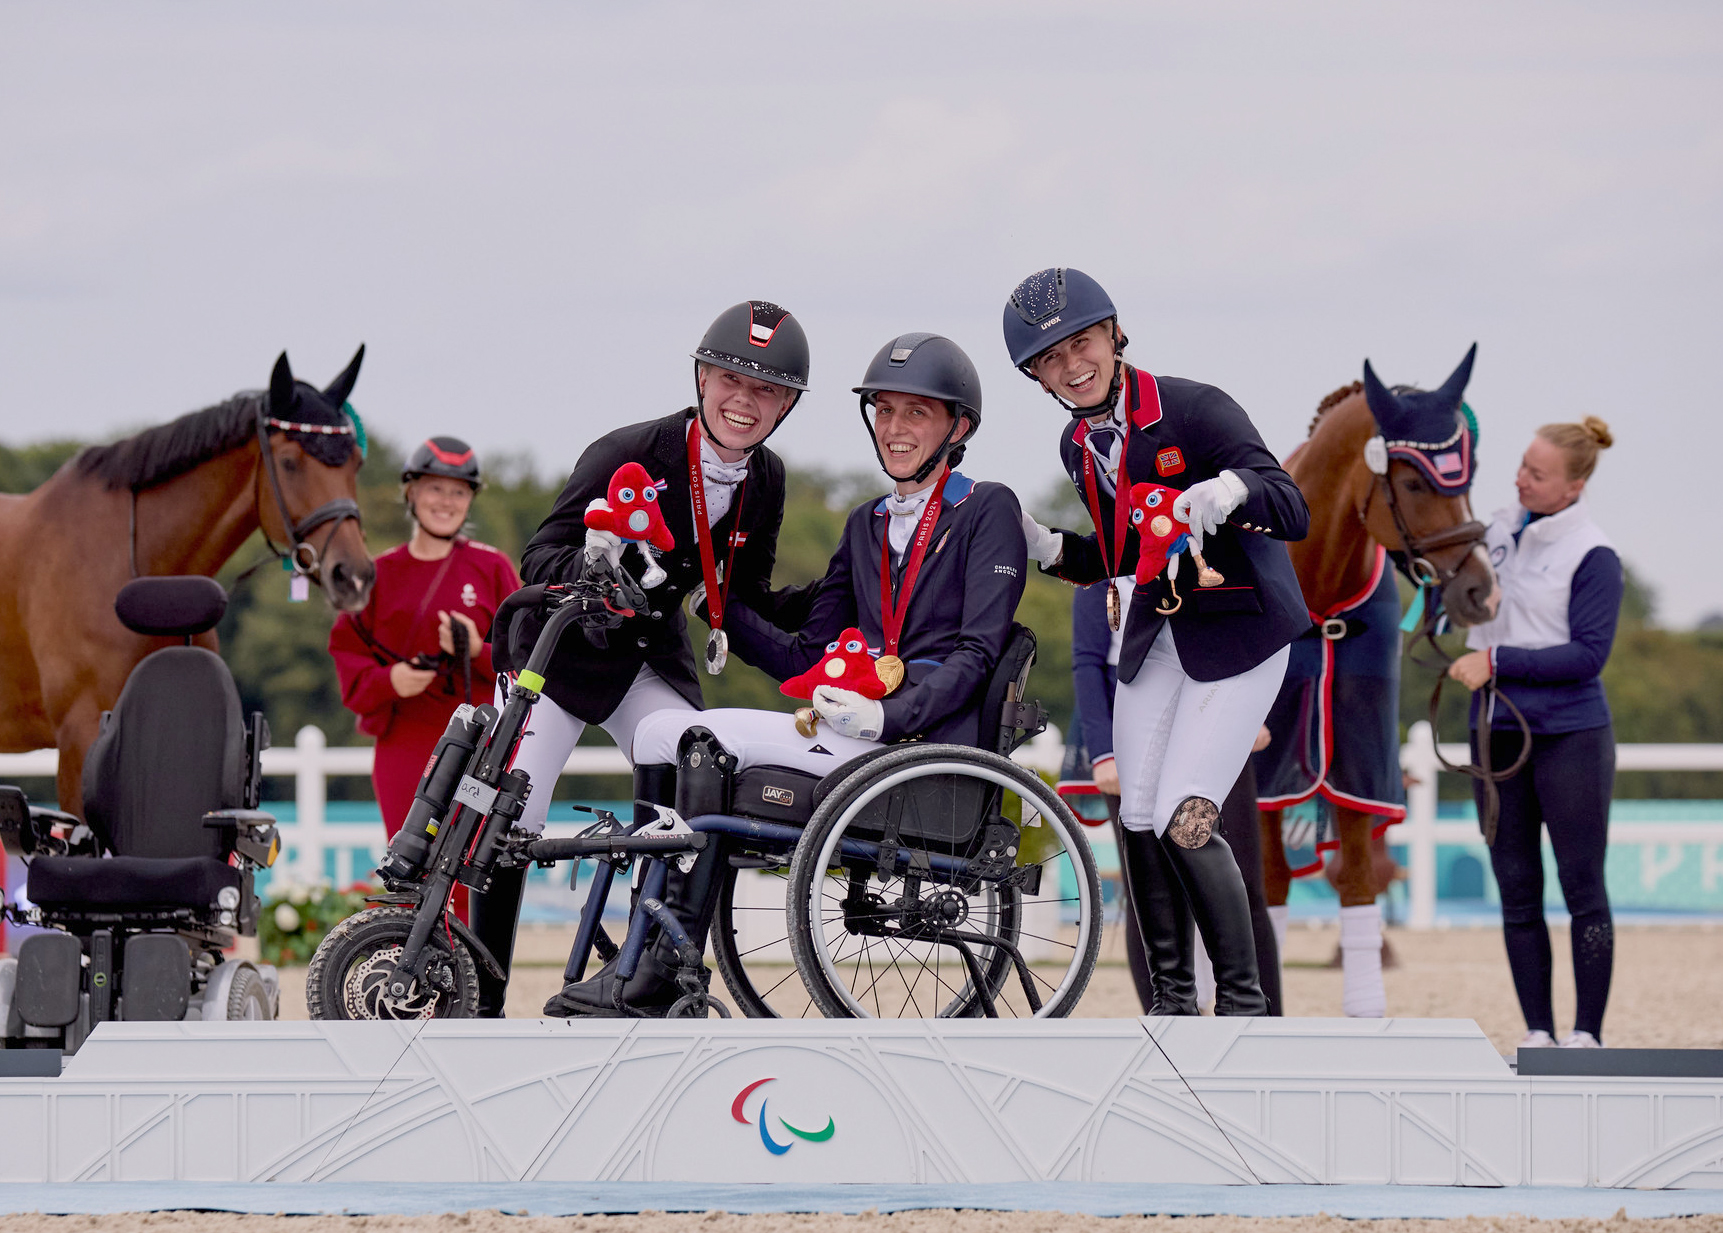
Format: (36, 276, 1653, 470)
(402, 436, 482, 490)
(854, 333, 982, 485)
(690, 301, 810, 448)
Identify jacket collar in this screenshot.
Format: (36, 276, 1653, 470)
(1070, 367, 1163, 448)
(873, 469, 975, 515)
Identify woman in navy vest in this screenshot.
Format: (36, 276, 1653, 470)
(544, 333, 1028, 1017)
(1006, 268, 1309, 1016)
(1447, 417, 1620, 1048)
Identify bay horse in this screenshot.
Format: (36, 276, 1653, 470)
(1255, 347, 1499, 1016)
(0, 348, 377, 818)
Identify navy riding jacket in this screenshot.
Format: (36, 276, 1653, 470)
(723, 471, 1028, 746)
(1044, 367, 1311, 683)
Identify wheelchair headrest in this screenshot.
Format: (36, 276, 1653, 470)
(115, 576, 228, 638)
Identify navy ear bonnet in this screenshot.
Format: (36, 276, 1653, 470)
(1002, 267, 1118, 368)
(1361, 343, 1478, 494)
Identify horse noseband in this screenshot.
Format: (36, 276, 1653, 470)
(286, 499, 363, 576)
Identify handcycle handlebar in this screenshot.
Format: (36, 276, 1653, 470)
(521, 832, 708, 863)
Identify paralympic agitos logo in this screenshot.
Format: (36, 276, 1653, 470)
(731, 1077, 836, 1156)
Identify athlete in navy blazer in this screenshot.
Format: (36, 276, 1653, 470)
(1006, 266, 1309, 1019)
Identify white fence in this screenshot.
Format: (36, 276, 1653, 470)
(6, 724, 1721, 928)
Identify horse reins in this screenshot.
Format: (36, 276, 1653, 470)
(1364, 461, 1530, 844)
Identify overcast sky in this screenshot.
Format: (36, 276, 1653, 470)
(3, 2, 1719, 622)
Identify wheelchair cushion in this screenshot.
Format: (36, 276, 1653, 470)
(82, 645, 246, 861)
(27, 855, 240, 909)
(731, 764, 822, 825)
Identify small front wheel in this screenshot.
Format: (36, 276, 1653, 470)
(306, 906, 479, 1020)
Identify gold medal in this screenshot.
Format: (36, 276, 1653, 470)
(1106, 581, 1122, 632)
(794, 707, 820, 738)
(1191, 548, 1225, 588)
(705, 627, 729, 675)
(874, 654, 905, 694)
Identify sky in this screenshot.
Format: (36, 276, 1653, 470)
(2, 1, 1719, 622)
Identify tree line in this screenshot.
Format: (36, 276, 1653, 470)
(4, 433, 1719, 802)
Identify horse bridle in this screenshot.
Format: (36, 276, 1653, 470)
(253, 403, 363, 581)
(1363, 445, 1529, 844)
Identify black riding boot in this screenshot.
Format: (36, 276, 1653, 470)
(1158, 795, 1269, 1017)
(1118, 823, 1200, 1015)
(547, 737, 731, 1018)
(470, 863, 526, 1018)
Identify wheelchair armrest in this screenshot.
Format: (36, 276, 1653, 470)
(203, 810, 280, 870)
(3, 785, 96, 858)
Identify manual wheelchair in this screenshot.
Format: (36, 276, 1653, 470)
(0, 577, 282, 1054)
(307, 561, 1101, 1020)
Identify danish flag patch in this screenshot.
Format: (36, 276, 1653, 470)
(1155, 447, 1186, 477)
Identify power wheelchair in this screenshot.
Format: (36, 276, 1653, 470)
(0, 577, 282, 1054)
(307, 560, 1102, 1020)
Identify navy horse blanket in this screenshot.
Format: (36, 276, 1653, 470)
(1254, 545, 1406, 870)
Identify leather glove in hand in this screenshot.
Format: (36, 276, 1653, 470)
(1172, 470, 1248, 553)
(811, 684, 885, 742)
(1021, 510, 1064, 568)
(583, 498, 624, 566)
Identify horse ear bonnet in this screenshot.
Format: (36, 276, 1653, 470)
(264, 347, 362, 468)
(268, 352, 295, 416)
(1360, 343, 1478, 494)
(322, 343, 365, 408)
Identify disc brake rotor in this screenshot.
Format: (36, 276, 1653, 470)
(347, 943, 442, 1020)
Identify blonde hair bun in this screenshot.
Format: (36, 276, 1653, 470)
(1537, 418, 1612, 481)
(1581, 416, 1614, 449)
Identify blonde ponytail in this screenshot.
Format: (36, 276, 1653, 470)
(1537, 417, 1613, 482)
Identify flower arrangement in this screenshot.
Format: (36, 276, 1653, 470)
(257, 879, 375, 968)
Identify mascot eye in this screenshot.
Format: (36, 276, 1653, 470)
(618, 487, 636, 504)
(643, 487, 658, 502)
(1132, 509, 1144, 525)
(1146, 491, 1163, 508)
(844, 639, 863, 653)
(825, 641, 839, 653)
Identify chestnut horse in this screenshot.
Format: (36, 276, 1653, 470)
(0, 348, 376, 817)
(1257, 363, 1499, 1014)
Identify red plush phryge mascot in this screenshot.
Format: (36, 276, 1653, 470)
(584, 462, 674, 551)
(780, 628, 892, 701)
(1128, 481, 1192, 584)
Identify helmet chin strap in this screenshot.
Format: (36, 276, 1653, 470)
(692, 363, 801, 457)
(859, 396, 965, 486)
(1029, 322, 1130, 421)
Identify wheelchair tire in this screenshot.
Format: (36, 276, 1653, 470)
(224, 964, 274, 1021)
(306, 906, 479, 1020)
(711, 859, 814, 1019)
(786, 745, 1102, 1019)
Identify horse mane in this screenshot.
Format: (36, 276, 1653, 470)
(75, 392, 266, 491)
(1307, 381, 1363, 438)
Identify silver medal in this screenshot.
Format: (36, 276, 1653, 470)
(705, 627, 729, 675)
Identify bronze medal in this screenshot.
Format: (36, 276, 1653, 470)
(874, 654, 906, 694)
(1106, 581, 1122, 632)
(705, 627, 729, 675)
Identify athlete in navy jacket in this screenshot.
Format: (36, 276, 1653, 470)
(1007, 267, 1310, 1017)
(546, 332, 1027, 1017)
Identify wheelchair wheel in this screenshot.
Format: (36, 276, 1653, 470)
(224, 964, 274, 1020)
(786, 745, 1101, 1019)
(712, 859, 818, 1018)
(306, 906, 479, 1020)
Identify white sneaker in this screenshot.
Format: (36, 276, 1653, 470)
(1559, 1030, 1602, 1048)
(1518, 1029, 1555, 1048)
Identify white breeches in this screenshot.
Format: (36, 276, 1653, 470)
(633, 707, 881, 778)
(1113, 625, 1290, 837)
(499, 666, 696, 831)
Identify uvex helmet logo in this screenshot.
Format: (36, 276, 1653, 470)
(731, 1077, 835, 1156)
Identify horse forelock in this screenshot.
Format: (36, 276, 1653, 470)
(75, 392, 265, 492)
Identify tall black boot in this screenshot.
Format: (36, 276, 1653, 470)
(470, 863, 526, 1018)
(1159, 796, 1269, 1017)
(1118, 823, 1200, 1015)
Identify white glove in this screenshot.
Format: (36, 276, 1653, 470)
(1172, 470, 1248, 553)
(811, 684, 884, 742)
(1021, 510, 1064, 568)
(583, 498, 624, 567)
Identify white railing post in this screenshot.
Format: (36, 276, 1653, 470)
(294, 725, 327, 884)
(1401, 720, 1441, 930)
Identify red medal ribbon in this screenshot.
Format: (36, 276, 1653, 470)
(686, 418, 748, 630)
(1078, 417, 1133, 577)
(878, 469, 947, 657)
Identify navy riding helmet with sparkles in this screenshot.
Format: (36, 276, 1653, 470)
(1002, 267, 1131, 418)
(1361, 344, 1480, 495)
